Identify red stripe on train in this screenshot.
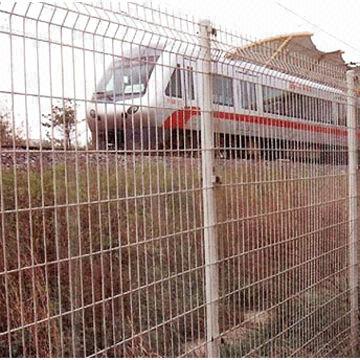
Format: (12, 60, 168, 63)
(163, 107, 201, 129)
(163, 107, 348, 137)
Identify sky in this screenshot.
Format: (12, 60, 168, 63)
(137, 0, 360, 63)
(0, 0, 359, 144)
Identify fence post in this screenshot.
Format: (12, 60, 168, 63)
(198, 19, 219, 357)
(347, 69, 359, 357)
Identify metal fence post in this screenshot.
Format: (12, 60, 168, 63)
(347, 69, 359, 357)
(198, 19, 220, 357)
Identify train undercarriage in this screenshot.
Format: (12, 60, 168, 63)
(93, 128, 348, 165)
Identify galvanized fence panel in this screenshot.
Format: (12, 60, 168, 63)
(0, 2, 358, 357)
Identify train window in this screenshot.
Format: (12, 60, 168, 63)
(239, 80, 257, 111)
(292, 93, 305, 119)
(212, 75, 234, 107)
(262, 86, 289, 116)
(337, 105, 360, 127)
(186, 66, 195, 100)
(263, 85, 333, 123)
(100, 48, 160, 99)
(307, 96, 315, 121)
(337, 103, 346, 126)
(301, 96, 315, 121)
(318, 98, 333, 123)
(296, 96, 333, 123)
(165, 64, 183, 98)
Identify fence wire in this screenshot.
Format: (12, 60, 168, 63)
(0, 1, 359, 357)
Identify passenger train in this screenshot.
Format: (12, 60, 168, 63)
(86, 41, 359, 162)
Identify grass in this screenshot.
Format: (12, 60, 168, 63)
(0, 154, 353, 357)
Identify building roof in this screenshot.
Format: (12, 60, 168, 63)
(225, 32, 349, 88)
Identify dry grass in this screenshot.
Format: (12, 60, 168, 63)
(0, 155, 353, 357)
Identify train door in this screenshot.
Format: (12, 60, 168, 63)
(164, 59, 196, 109)
(164, 62, 185, 106)
(183, 59, 196, 109)
(181, 59, 198, 150)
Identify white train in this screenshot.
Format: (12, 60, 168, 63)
(86, 41, 359, 162)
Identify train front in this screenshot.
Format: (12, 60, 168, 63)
(86, 45, 164, 150)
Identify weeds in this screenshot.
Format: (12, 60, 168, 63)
(0, 157, 351, 356)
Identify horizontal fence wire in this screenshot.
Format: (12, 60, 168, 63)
(0, 1, 359, 357)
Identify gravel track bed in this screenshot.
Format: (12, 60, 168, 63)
(0, 151, 202, 170)
(0, 150, 344, 172)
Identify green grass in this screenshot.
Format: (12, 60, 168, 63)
(0, 157, 352, 357)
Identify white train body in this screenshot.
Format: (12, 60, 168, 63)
(87, 42, 357, 153)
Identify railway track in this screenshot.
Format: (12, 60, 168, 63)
(0, 144, 204, 170)
(0, 143, 348, 171)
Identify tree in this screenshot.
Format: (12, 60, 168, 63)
(0, 107, 24, 147)
(42, 99, 76, 150)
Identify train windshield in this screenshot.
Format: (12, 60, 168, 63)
(96, 47, 161, 100)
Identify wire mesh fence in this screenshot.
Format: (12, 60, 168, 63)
(0, 1, 359, 357)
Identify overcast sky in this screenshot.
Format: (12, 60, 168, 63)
(128, 0, 360, 63)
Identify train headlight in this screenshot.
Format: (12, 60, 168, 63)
(89, 109, 96, 119)
(127, 106, 139, 115)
